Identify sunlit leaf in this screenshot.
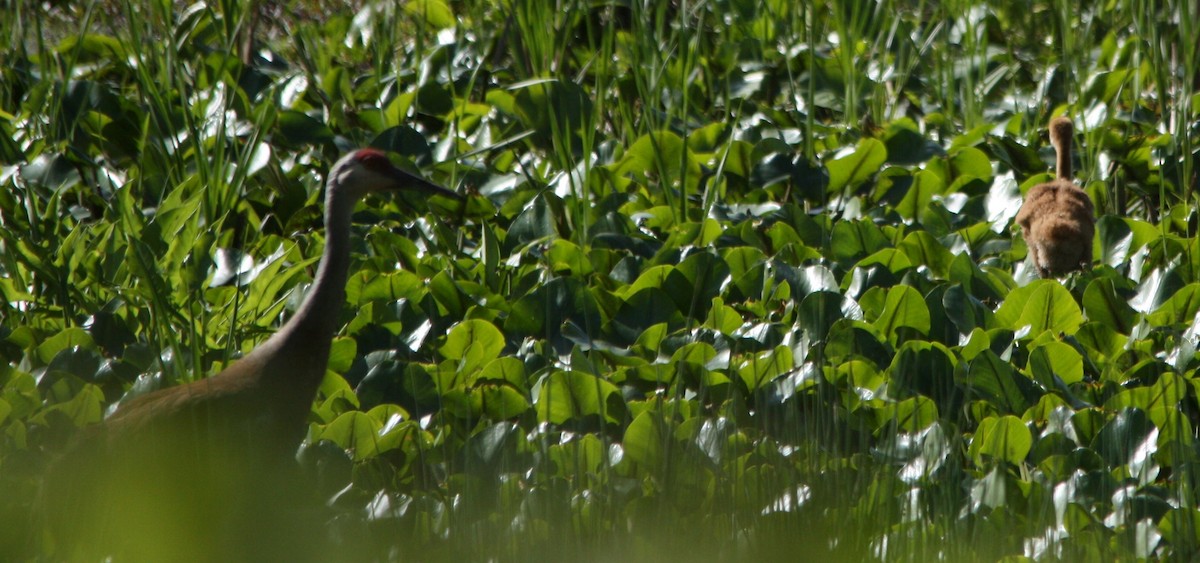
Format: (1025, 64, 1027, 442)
(440, 319, 505, 362)
(535, 371, 623, 425)
(969, 415, 1032, 466)
(826, 138, 887, 193)
(873, 285, 931, 342)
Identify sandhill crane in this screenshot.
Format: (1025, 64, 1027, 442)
(1016, 117, 1095, 278)
(42, 148, 463, 561)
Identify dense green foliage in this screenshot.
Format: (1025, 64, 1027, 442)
(2, 0, 1199, 560)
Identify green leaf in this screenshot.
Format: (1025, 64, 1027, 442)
(948, 146, 993, 182)
(970, 415, 1032, 465)
(1082, 278, 1137, 334)
(830, 218, 890, 263)
(873, 285, 931, 342)
(614, 130, 697, 187)
(506, 194, 562, 252)
(624, 410, 667, 468)
(36, 328, 95, 365)
(883, 118, 938, 165)
(889, 341, 955, 404)
(798, 291, 861, 341)
(276, 110, 334, 147)
(440, 319, 505, 363)
(475, 385, 530, 419)
(328, 337, 357, 373)
(943, 284, 993, 335)
(705, 298, 743, 335)
(962, 350, 1037, 414)
(826, 138, 888, 193)
(535, 371, 623, 425)
(545, 239, 593, 276)
(897, 230, 954, 278)
(1097, 215, 1160, 267)
(1147, 283, 1200, 326)
(738, 345, 793, 391)
(895, 169, 944, 222)
(471, 357, 528, 391)
(404, 0, 455, 28)
(1091, 408, 1155, 467)
(1027, 341, 1084, 385)
(1159, 508, 1200, 553)
(319, 411, 382, 461)
(877, 396, 938, 433)
(996, 280, 1083, 336)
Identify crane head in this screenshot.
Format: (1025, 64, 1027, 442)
(329, 148, 462, 201)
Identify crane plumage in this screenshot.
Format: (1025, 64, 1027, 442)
(41, 149, 462, 561)
(1015, 117, 1095, 278)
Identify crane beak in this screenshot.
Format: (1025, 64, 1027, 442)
(386, 166, 464, 201)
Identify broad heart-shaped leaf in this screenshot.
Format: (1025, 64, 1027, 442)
(276, 110, 334, 146)
(475, 381, 528, 417)
(440, 319, 505, 363)
(1027, 341, 1084, 385)
(994, 280, 1083, 336)
(826, 138, 888, 194)
(35, 327, 95, 365)
(1097, 215, 1160, 267)
(969, 415, 1032, 466)
(1083, 278, 1137, 334)
(883, 117, 940, 165)
(623, 410, 667, 469)
(737, 345, 793, 392)
(404, 0, 455, 27)
(826, 319, 893, 366)
(724, 246, 767, 299)
(1130, 266, 1187, 315)
(895, 169, 944, 222)
(328, 337, 357, 374)
(545, 239, 594, 276)
(535, 371, 624, 426)
(943, 284, 993, 335)
(830, 218, 890, 264)
(873, 285, 931, 343)
(42, 383, 104, 427)
(1159, 508, 1200, 554)
(876, 396, 938, 433)
(897, 230, 954, 278)
(797, 291, 862, 341)
(670, 251, 731, 318)
(961, 350, 1039, 414)
(511, 79, 593, 154)
(505, 277, 604, 339)
(1106, 373, 1186, 427)
(611, 287, 685, 341)
(505, 193, 563, 253)
(947, 146, 993, 182)
(319, 411, 382, 461)
(45, 346, 103, 384)
(1091, 408, 1156, 467)
(1147, 283, 1200, 326)
(888, 341, 956, 408)
(705, 298, 743, 335)
(613, 130, 700, 189)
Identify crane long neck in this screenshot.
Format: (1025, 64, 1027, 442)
(259, 182, 356, 391)
(1051, 119, 1074, 181)
(1055, 138, 1071, 180)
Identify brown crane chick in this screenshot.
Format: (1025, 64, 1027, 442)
(40, 149, 463, 562)
(1015, 117, 1095, 278)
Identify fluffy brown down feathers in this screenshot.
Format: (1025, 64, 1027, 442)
(1015, 117, 1095, 278)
